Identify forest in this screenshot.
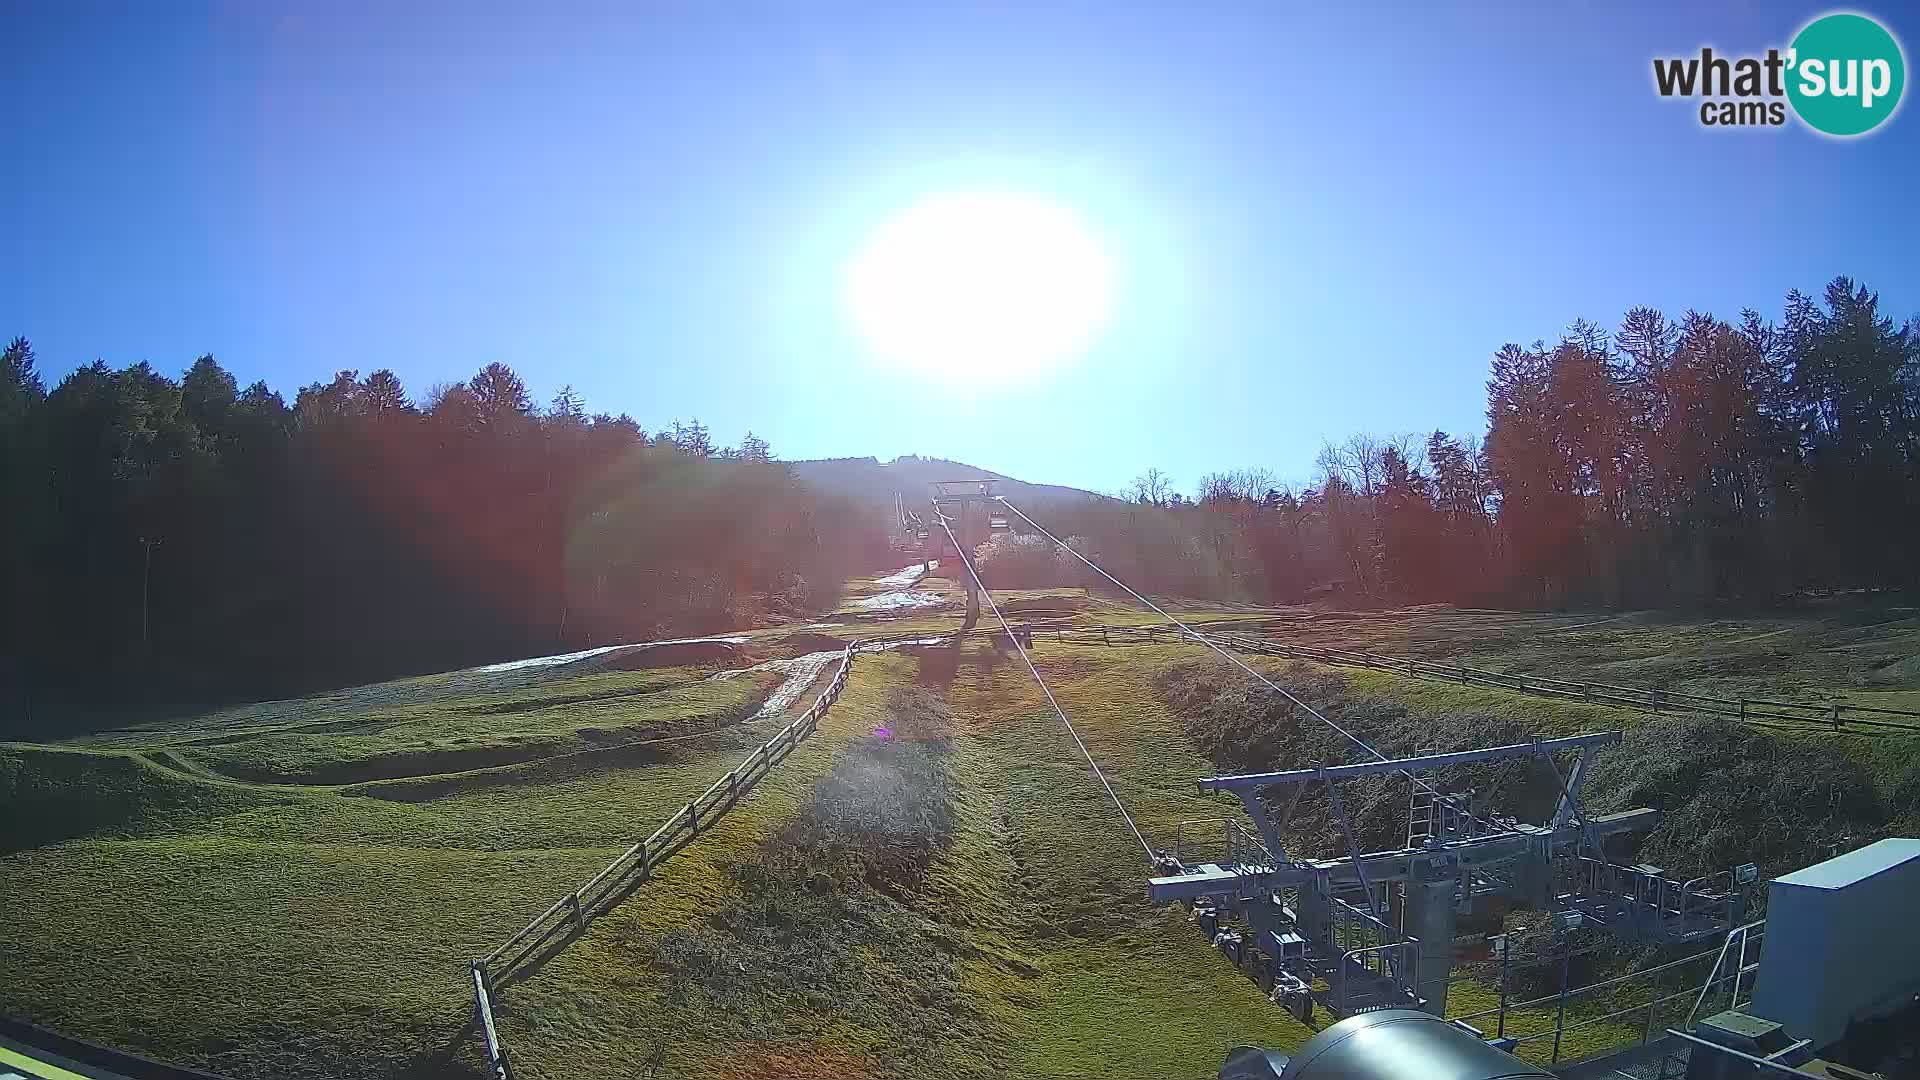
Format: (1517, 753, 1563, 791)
(3, 276, 1914, 715)
(987, 277, 1919, 611)
(0, 355, 889, 716)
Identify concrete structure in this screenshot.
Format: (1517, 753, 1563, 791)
(1748, 838, 1920, 1049)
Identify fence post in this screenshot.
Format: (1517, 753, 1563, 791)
(472, 960, 510, 1080)
(1740, 700, 1747, 722)
(1733, 926, 1750, 1010)
(567, 891, 586, 932)
(1831, 703, 1842, 730)
(1497, 934, 1511, 1039)
(1552, 948, 1572, 1064)
(687, 801, 700, 835)
(639, 841, 650, 880)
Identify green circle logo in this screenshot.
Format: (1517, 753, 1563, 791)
(1787, 12, 1906, 136)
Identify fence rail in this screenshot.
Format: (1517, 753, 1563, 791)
(1449, 933, 1755, 1068)
(467, 641, 862, 1080)
(1037, 622, 1920, 736)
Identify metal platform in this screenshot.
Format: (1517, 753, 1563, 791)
(1555, 858, 1753, 944)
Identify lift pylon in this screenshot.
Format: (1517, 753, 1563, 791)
(928, 480, 999, 630)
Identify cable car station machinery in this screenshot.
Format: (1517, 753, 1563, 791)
(1152, 731, 1752, 1021)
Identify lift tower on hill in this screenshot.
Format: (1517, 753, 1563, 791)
(927, 479, 1009, 630)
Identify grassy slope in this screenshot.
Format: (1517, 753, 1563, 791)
(495, 652, 920, 1080)
(0, 630, 1324, 1079)
(1287, 604, 1920, 711)
(944, 642, 1317, 1077)
(500, 640, 1320, 1080)
(5, 593, 1919, 1078)
(0, 662, 791, 1079)
(1270, 608, 1920, 835)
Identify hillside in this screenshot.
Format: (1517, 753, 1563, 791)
(5, 567, 1920, 1078)
(789, 455, 1110, 513)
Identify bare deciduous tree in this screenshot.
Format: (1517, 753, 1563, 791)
(1132, 467, 1172, 506)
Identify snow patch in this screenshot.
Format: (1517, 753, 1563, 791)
(862, 635, 954, 650)
(471, 645, 628, 674)
(852, 591, 950, 612)
(873, 563, 930, 588)
(712, 650, 842, 718)
(470, 636, 748, 675)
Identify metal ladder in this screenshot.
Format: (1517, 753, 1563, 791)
(1407, 786, 1436, 849)
(1407, 755, 1437, 848)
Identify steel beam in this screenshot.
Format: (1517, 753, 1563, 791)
(1146, 809, 1658, 905)
(1237, 790, 1290, 863)
(1198, 732, 1622, 792)
(1552, 747, 1594, 828)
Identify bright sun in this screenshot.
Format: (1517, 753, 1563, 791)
(845, 192, 1113, 382)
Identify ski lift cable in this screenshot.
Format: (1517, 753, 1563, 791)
(934, 509, 1157, 864)
(997, 497, 1476, 812)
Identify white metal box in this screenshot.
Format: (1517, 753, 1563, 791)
(1748, 838, 1920, 1048)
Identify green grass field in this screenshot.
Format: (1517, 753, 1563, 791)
(5, 584, 1920, 1078)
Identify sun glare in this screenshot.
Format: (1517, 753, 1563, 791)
(845, 191, 1113, 382)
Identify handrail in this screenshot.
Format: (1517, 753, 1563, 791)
(1449, 946, 1762, 1067)
(1498, 979, 1726, 1064)
(1335, 938, 1420, 1013)
(1449, 943, 1724, 1025)
(1170, 817, 1229, 864)
(1689, 920, 1765, 1027)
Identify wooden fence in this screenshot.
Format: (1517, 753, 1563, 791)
(1041, 623, 1920, 736)
(463, 620, 1918, 1076)
(467, 641, 861, 1080)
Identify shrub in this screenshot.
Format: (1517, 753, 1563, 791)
(972, 533, 1065, 589)
(1586, 718, 1884, 876)
(1152, 660, 1561, 855)
(1153, 660, 1898, 882)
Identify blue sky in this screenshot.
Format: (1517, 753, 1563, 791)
(4, 1, 1915, 495)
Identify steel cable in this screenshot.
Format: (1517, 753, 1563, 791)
(997, 497, 1482, 821)
(934, 508, 1158, 864)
